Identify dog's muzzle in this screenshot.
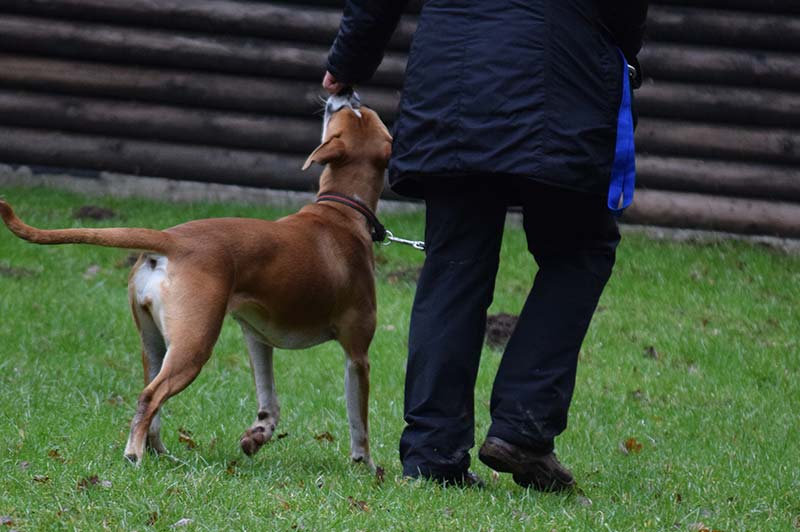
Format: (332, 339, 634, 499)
(322, 88, 362, 140)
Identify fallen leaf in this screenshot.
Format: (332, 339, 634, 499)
(643, 346, 660, 359)
(347, 496, 370, 512)
(225, 460, 239, 476)
(675, 493, 683, 503)
(32, 475, 49, 483)
(73, 205, 117, 221)
(47, 449, 65, 463)
(178, 428, 197, 449)
(147, 512, 159, 526)
(490, 471, 500, 483)
(375, 466, 385, 484)
(106, 395, 124, 406)
(171, 518, 193, 528)
(577, 495, 593, 507)
(76, 475, 100, 491)
(621, 438, 643, 454)
(83, 265, 102, 279)
(1, 516, 14, 526)
(629, 389, 645, 401)
(275, 495, 291, 510)
(688, 523, 717, 532)
(314, 431, 334, 443)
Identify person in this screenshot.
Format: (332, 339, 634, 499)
(323, 0, 649, 490)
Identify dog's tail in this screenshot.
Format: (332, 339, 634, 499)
(0, 199, 176, 255)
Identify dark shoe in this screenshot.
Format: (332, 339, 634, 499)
(478, 436, 575, 492)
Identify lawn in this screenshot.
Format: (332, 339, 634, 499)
(1, 185, 798, 531)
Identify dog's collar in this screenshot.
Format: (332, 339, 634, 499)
(316, 193, 386, 243)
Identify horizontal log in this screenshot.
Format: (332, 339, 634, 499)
(654, 0, 800, 14)
(636, 155, 800, 201)
(622, 189, 800, 238)
(648, 5, 800, 52)
(6, 14, 797, 94)
(0, 126, 319, 190)
(0, 15, 407, 86)
(0, 90, 323, 153)
(636, 82, 800, 127)
(1, 0, 417, 50)
(0, 54, 401, 119)
(640, 43, 800, 91)
(11, 1, 800, 56)
(636, 118, 800, 166)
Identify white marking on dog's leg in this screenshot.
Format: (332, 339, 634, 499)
(344, 354, 373, 469)
(239, 328, 279, 456)
(138, 307, 169, 455)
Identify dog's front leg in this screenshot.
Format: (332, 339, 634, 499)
(343, 350, 374, 470)
(239, 329, 280, 456)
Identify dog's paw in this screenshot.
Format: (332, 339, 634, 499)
(351, 453, 376, 472)
(240, 426, 269, 456)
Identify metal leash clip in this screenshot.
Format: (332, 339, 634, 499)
(382, 230, 425, 251)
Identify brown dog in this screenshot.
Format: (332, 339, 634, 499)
(0, 95, 392, 467)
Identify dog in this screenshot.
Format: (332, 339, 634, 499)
(0, 93, 392, 467)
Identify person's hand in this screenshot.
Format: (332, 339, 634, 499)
(322, 71, 347, 94)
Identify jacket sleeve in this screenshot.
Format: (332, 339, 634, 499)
(599, 0, 650, 59)
(326, 0, 409, 85)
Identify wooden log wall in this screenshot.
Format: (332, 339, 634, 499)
(0, 0, 798, 236)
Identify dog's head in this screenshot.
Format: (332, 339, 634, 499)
(302, 90, 392, 198)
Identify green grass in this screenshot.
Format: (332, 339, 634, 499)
(1, 185, 798, 531)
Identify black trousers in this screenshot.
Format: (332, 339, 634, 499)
(399, 176, 620, 479)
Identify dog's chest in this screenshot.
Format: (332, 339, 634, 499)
(231, 304, 334, 349)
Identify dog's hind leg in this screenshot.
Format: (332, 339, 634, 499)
(133, 304, 168, 454)
(124, 276, 227, 464)
(239, 328, 279, 457)
(129, 255, 170, 455)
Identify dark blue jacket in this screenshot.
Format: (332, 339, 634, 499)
(327, 0, 649, 198)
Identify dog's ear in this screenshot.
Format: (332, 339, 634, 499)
(302, 137, 346, 170)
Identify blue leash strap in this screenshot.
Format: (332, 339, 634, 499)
(607, 49, 636, 215)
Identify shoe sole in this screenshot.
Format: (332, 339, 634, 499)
(479, 441, 575, 492)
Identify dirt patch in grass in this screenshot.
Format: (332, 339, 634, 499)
(73, 205, 117, 220)
(384, 266, 422, 284)
(0, 264, 37, 278)
(485, 313, 519, 349)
